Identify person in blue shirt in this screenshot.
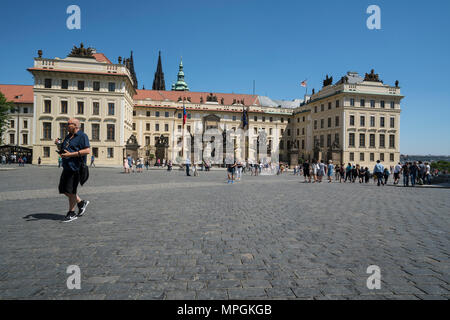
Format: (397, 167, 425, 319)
(56, 118, 91, 222)
(373, 160, 385, 186)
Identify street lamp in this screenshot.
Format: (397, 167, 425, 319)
(14, 95, 23, 148)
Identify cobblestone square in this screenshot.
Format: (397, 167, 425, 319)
(0, 166, 449, 300)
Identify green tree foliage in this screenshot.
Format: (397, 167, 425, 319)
(431, 161, 450, 172)
(0, 92, 14, 144)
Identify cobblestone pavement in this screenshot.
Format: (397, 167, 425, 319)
(0, 166, 449, 300)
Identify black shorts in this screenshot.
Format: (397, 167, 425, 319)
(303, 169, 310, 177)
(59, 169, 80, 194)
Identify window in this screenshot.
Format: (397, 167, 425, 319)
(80, 123, 84, 132)
(23, 133, 28, 145)
(297, 128, 300, 136)
(335, 116, 339, 127)
(350, 98, 355, 106)
(359, 134, 365, 147)
(77, 101, 84, 114)
(320, 119, 324, 129)
(270, 128, 273, 135)
(370, 134, 375, 147)
(314, 106, 318, 113)
(297, 118, 300, 123)
(43, 147, 50, 158)
(370, 116, 375, 127)
(165, 124, 169, 132)
(155, 111, 160, 117)
(281, 118, 284, 123)
(390, 117, 395, 128)
(165, 112, 169, 118)
(10, 134, 14, 144)
(254, 116, 257, 121)
(187, 113, 191, 119)
(281, 129, 284, 135)
(92, 124, 100, 140)
(349, 133, 355, 147)
(78, 81, 85, 90)
(380, 100, 385, 109)
(302, 140, 305, 149)
(178, 125, 182, 133)
(178, 113, 182, 119)
(132, 123, 136, 131)
(155, 123, 159, 131)
(44, 79, 52, 88)
(145, 136, 150, 146)
(389, 135, 395, 148)
(254, 127, 258, 134)
(350, 115, 355, 126)
(350, 152, 354, 161)
(262, 116, 265, 122)
(93, 102, 99, 115)
(370, 100, 375, 108)
(335, 133, 339, 146)
(23, 107, 28, 114)
(287, 129, 291, 136)
(303, 116, 305, 122)
(360, 99, 365, 107)
(108, 82, 116, 92)
(23, 120, 28, 129)
(390, 101, 395, 109)
(61, 100, 68, 114)
(360, 116, 365, 127)
(107, 124, 115, 141)
(92, 147, 98, 158)
(360, 153, 365, 161)
(93, 81, 100, 91)
(146, 123, 151, 131)
(61, 80, 68, 89)
(328, 102, 331, 110)
(59, 123, 68, 139)
(327, 134, 331, 147)
(328, 117, 331, 128)
(10, 120, 14, 128)
(379, 134, 385, 148)
(270, 117, 273, 122)
(390, 153, 395, 162)
(107, 148, 114, 158)
(314, 120, 317, 130)
(336, 100, 340, 108)
(380, 117, 385, 128)
(108, 103, 115, 115)
(320, 135, 324, 147)
(233, 116, 237, 121)
(133, 110, 136, 116)
(288, 118, 290, 123)
(43, 122, 52, 139)
(380, 153, 385, 161)
(302, 128, 305, 135)
(147, 111, 151, 117)
(370, 153, 374, 162)
(320, 104, 324, 112)
(44, 100, 51, 113)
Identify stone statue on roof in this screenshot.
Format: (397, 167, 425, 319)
(68, 43, 95, 58)
(364, 69, 382, 82)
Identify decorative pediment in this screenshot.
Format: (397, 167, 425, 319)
(126, 134, 139, 147)
(155, 134, 169, 147)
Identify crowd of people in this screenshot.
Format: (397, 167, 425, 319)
(1, 154, 28, 166)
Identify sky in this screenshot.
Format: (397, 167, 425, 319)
(0, 0, 449, 155)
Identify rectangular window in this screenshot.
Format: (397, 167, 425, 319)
(359, 133, 365, 147)
(165, 112, 169, 118)
(254, 116, 257, 121)
(165, 124, 169, 132)
(314, 106, 317, 113)
(155, 123, 160, 131)
(370, 100, 375, 108)
(390, 117, 395, 128)
(350, 98, 355, 107)
(350, 115, 355, 126)
(380, 153, 385, 161)
(370, 153, 374, 161)
(108, 82, 116, 92)
(335, 116, 339, 127)
(390, 101, 395, 109)
(61, 79, 68, 89)
(61, 100, 68, 114)
(336, 100, 340, 108)
(93, 102, 99, 115)
(147, 111, 151, 117)
(44, 100, 51, 113)
(43, 122, 52, 139)
(320, 135, 324, 147)
(92, 147, 98, 158)
(297, 128, 300, 136)
(10, 120, 14, 128)
(78, 81, 85, 91)
(270, 128, 273, 135)
(281, 118, 284, 123)
(370, 116, 375, 127)
(262, 116, 265, 122)
(59, 123, 68, 139)
(132, 123, 136, 131)
(270, 117, 273, 122)
(146, 123, 151, 131)
(349, 133, 355, 147)
(314, 120, 317, 130)
(107, 148, 114, 158)
(92, 124, 100, 141)
(287, 129, 291, 136)
(380, 117, 385, 128)
(328, 102, 331, 110)
(23, 107, 28, 114)
(380, 100, 385, 108)
(10, 134, 14, 144)
(360, 153, 365, 161)
(370, 134, 375, 147)
(379, 134, 385, 148)
(321, 104, 324, 112)
(155, 111, 160, 117)
(389, 135, 395, 148)
(178, 113, 182, 119)
(335, 133, 339, 146)
(360, 99, 365, 107)
(360, 116, 365, 127)
(320, 119, 324, 129)
(390, 153, 394, 162)
(80, 123, 84, 132)
(93, 81, 100, 91)
(77, 101, 84, 114)
(107, 124, 115, 141)
(133, 110, 136, 116)
(43, 147, 50, 158)
(44, 79, 52, 88)
(145, 136, 150, 146)
(327, 134, 331, 147)
(23, 120, 28, 129)
(23, 133, 28, 145)
(302, 140, 305, 149)
(350, 152, 354, 161)
(187, 114, 192, 119)
(108, 103, 115, 115)
(178, 125, 182, 133)
(302, 128, 305, 135)
(328, 117, 331, 128)
(254, 127, 258, 134)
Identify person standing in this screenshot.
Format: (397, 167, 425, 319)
(424, 162, 431, 185)
(410, 161, 419, 187)
(303, 160, 311, 183)
(401, 162, 410, 187)
(56, 118, 90, 222)
(38, 156, 41, 166)
(90, 155, 96, 168)
(185, 157, 191, 176)
(393, 162, 401, 185)
(123, 157, 130, 173)
(383, 168, 390, 185)
(327, 160, 334, 183)
(373, 160, 385, 186)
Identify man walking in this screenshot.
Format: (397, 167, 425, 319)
(56, 118, 90, 222)
(90, 155, 96, 168)
(373, 160, 385, 186)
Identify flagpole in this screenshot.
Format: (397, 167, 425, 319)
(182, 96, 185, 158)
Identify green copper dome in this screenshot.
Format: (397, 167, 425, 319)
(172, 57, 189, 91)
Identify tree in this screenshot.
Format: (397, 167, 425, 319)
(0, 92, 14, 145)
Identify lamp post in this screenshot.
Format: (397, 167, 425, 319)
(14, 95, 23, 148)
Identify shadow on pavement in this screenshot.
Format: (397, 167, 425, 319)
(23, 213, 66, 221)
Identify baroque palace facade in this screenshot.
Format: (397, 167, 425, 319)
(0, 44, 403, 168)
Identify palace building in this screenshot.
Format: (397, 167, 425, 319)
(0, 44, 403, 168)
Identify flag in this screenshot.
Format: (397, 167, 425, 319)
(301, 80, 307, 87)
(242, 106, 248, 128)
(183, 103, 187, 126)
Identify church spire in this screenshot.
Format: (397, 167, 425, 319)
(152, 51, 166, 91)
(128, 50, 138, 89)
(171, 57, 189, 91)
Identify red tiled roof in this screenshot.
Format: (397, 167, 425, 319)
(93, 53, 112, 64)
(134, 90, 260, 106)
(0, 84, 33, 103)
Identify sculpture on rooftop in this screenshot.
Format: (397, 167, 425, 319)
(68, 43, 95, 58)
(323, 74, 333, 87)
(364, 69, 382, 82)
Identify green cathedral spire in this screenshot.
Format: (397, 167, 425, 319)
(172, 57, 189, 91)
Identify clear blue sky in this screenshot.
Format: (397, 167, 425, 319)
(1, 0, 449, 155)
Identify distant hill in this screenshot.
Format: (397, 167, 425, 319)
(400, 155, 450, 162)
